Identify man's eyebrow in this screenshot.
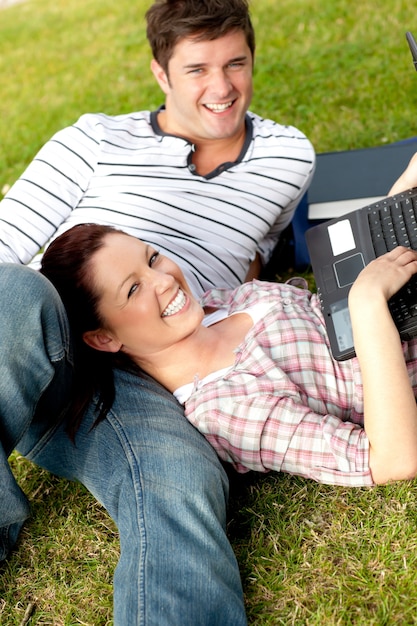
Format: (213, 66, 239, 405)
(183, 55, 249, 70)
(227, 55, 249, 63)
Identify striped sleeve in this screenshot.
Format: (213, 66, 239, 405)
(0, 118, 102, 263)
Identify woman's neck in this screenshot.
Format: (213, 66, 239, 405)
(136, 312, 253, 392)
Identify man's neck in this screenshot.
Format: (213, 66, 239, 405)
(190, 133, 246, 176)
(156, 109, 247, 176)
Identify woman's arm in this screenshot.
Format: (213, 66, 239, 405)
(348, 246, 417, 484)
(388, 152, 417, 195)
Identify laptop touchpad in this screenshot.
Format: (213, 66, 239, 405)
(333, 253, 365, 288)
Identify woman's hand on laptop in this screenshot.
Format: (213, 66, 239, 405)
(349, 247, 417, 306)
(348, 246, 417, 485)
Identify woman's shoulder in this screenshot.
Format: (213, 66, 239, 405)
(201, 279, 303, 311)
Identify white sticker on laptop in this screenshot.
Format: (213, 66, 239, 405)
(327, 219, 356, 256)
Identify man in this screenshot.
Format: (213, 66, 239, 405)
(0, 0, 315, 623)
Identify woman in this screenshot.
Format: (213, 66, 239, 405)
(40, 223, 417, 487)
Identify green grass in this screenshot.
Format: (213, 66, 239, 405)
(228, 473, 417, 625)
(2, 0, 417, 623)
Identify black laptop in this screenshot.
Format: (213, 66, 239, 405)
(306, 187, 417, 360)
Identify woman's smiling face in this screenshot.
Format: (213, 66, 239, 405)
(84, 232, 204, 364)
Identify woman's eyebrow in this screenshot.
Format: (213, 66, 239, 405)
(116, 242, 150, 295)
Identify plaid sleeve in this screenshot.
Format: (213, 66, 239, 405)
(261, 395, 373, 487)
(185, 380, 373, 488)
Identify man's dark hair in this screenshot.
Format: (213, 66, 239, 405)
(146, 0, 255, 74)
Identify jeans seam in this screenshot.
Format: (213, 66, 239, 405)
(11, 367, 57, 454)
(106, 410, 147, 626)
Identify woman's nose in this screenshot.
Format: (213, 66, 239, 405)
(152, 269, 175, 294)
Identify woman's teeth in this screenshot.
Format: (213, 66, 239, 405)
(162, 289, 186, 317)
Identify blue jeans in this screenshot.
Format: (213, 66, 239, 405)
(0, 264, 247, 625)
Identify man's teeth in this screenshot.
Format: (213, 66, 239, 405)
(162, 289, 187, 317)
(205, 102, 232, 112)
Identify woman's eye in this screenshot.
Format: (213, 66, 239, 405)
(128, 283, 139, 298)
(149, 251, 160, 266)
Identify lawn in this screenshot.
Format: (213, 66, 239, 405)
(2, 0, 417, 624)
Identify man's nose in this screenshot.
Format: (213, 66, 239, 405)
(210, 69, 232, 97)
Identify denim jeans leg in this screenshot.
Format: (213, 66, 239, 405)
(1, 264, 246, 623)
(0, 264, 247, 624)
(0, 264, 73, 560)
(27, 368, 247, 625)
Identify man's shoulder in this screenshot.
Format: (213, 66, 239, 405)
(248, 111, 309, 142)
(49, 110, 162, 150)
(246, 112, 315, 169)
(73, 110, 153, 132)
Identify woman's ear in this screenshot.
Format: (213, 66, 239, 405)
(82, 329, 122, 353)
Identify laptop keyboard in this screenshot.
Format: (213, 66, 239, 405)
(368, 195, 417, 255)
(368, 194, 417, 324)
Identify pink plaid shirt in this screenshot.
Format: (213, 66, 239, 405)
(179, 280, 417, 487)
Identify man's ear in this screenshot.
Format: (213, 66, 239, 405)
(150, 58, 170, 94)
(82, 329, 122, 354)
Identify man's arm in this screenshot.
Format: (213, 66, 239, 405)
(246, 116, 316, 271)
(0, 115, 99, 264)
(244, 253, 261, 281)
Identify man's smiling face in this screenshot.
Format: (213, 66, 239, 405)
(151, 29, 253, 145)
